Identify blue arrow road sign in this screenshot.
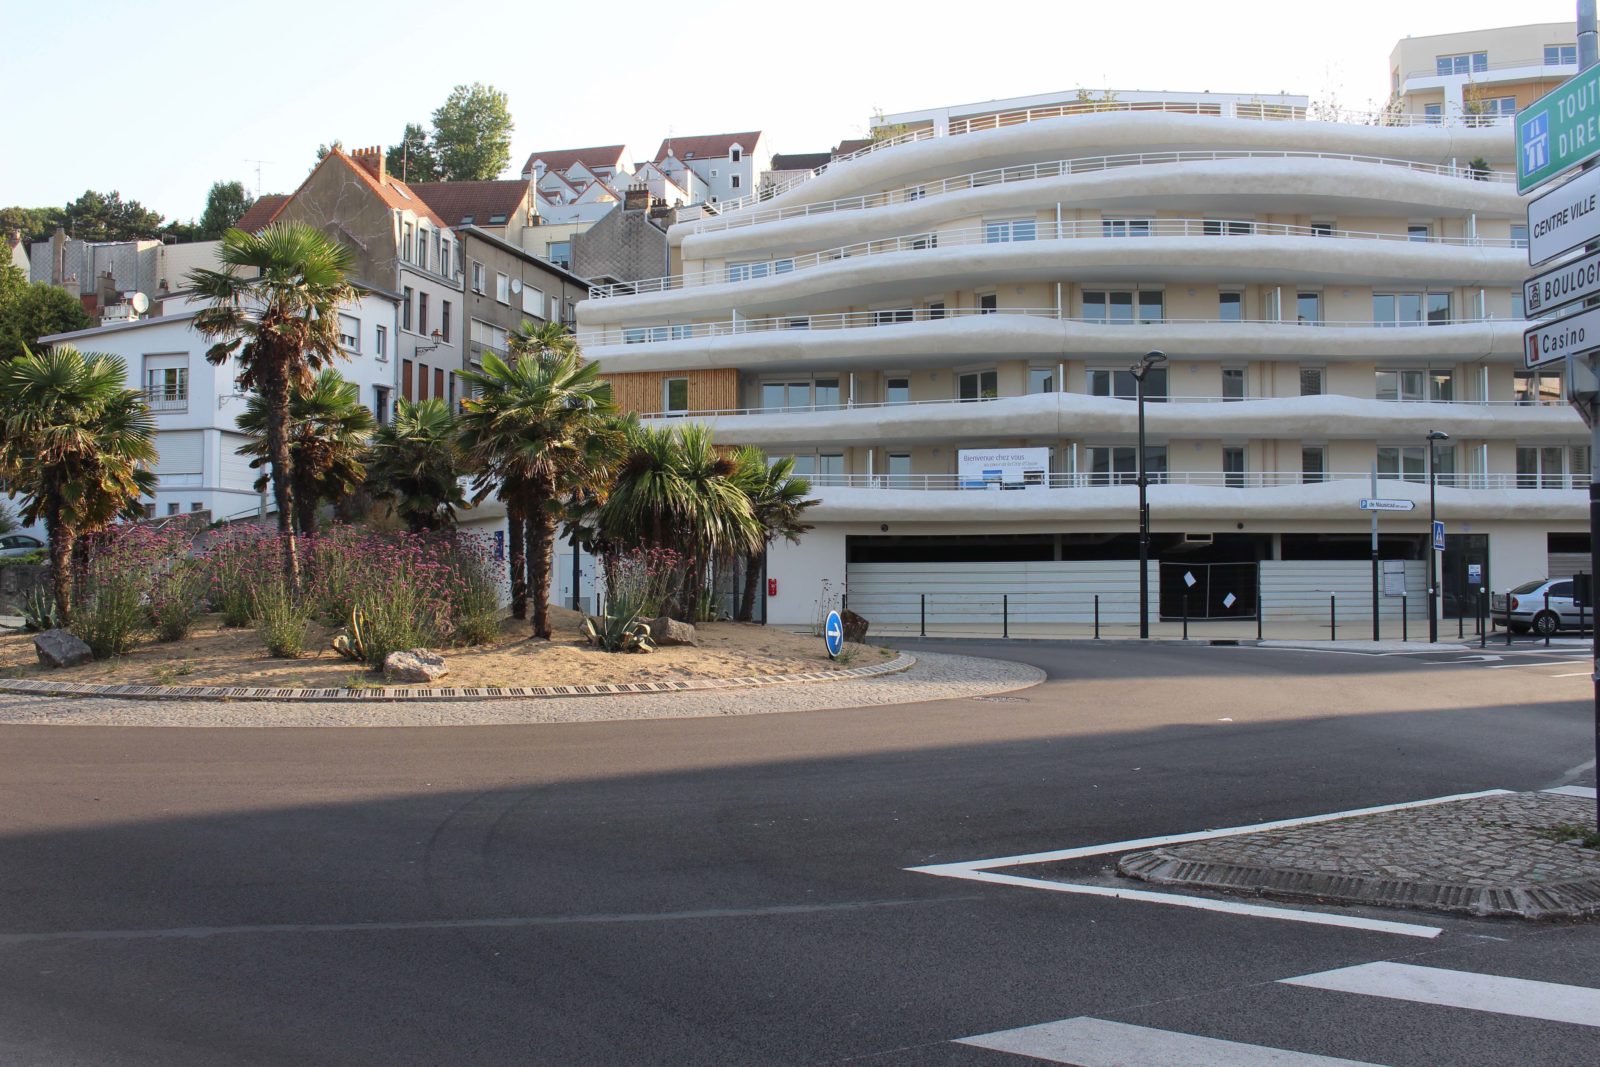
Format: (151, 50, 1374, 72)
(824, 610, 844, 658)
(1433, 521, 1446, 553)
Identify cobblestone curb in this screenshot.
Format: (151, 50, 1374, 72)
(1116, 792, 1600, 920)
(0, 652, 915, 703)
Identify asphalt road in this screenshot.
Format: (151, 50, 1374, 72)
(0, 640, 1595, 1066)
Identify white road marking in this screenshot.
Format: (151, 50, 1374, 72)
(1550, 671, 1593, 677)
(957, 1017, 1385, 1066)
(1281, 962, 1600, 1028)
(908, 791, 1511, 938)
(1544, 785, 1599, 799)
(1487, 659, 1590, 669)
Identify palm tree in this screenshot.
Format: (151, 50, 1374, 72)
(731, 447, 817, 622)
(236, 369, 374, 535)
(365, 398, 468, 533)
(187, 222, 356, 583)
(457, 348, 619, 639)
(0, 346, 157, 622)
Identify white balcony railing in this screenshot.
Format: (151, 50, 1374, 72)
(806, 471, 1583, 492)
(589, 219, 1523, 300)
(679, 101, 1511, 223)
(581, 308, 1521, 349)
(678, 149, 1515, 238)
(143, 388, 188, 413)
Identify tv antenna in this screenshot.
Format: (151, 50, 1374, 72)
(243, 159, 274, 197)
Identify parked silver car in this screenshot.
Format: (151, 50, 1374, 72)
(0, 533, 45, 559)
(1491, 577, 1593, 636)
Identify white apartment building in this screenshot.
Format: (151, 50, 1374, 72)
(1392, 22, 1578, 123)
(37, 287, 401, 522)
(577, 86, 1588, 629)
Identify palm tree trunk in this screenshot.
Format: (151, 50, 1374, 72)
(46, 509, 73, 626)
(527, 490, 557, 639)
(293, 463, 318, 536)
(259, 365, 300, 585)
(507, 500, 526, 620)
(737, 550, 762, 622)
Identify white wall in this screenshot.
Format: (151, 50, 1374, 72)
(765, 527, 847, 626)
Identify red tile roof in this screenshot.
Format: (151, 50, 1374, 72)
(333, 149, 447, 227)
(519, 144, 628, 177)
(233, 194, 289, 233)
(407, 180, 533, 228)
(654, 131, 761, 162)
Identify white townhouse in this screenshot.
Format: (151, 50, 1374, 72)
(654, 132, 769, 209)
(576, 78, 1587, 630)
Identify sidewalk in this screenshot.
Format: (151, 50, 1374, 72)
(1115, 789, 1600, 920)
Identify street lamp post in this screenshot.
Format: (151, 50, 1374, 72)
(1131, 351, 1168, 639)
(1426, 430, 1450, 644)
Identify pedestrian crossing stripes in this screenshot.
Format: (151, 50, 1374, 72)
(955, 962, 1600, 1064)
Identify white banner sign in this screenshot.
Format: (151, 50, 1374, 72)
(957, 447, 1050, 488)
(1528, 165, 1600, 267)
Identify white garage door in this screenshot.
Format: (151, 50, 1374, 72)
(219, 432, 258, 489)
(845, 560, 1157, 628)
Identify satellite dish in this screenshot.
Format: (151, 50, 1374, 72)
(509, 278, 523, 294)
(129, 292, 150, 313)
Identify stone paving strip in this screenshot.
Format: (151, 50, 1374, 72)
(1115, 792, 1600, 920)
(0, 651, 1044, 728)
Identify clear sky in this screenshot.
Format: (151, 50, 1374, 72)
(0, 0, 1582, 221)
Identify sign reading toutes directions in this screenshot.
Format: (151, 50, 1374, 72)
(1525, 304, 1600, 368)
(1527, 166, 1600, 266)
(1518, 63, 1600, 193)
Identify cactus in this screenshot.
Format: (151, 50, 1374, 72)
(331, 605, 371, 663)
(585, 612, 655, 653)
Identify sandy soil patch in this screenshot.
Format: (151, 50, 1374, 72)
(0, 607, 885, 689)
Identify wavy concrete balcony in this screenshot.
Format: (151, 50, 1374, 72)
(800, 478, 1581, 524)
(641, 392, 1582, 448)
(583, 311, 1528, 373)
(580, 228, 1524, 325)
(681, 109, 1511, 225)
(674, 155, 1521, 258)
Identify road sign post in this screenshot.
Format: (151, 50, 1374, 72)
(823, 610, 843, 659)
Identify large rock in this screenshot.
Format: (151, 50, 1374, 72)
(33, 628, 92, 669)
(382, 649, 448, 684)
(646, 616, 697, 647)
(841, 609, 870, 643)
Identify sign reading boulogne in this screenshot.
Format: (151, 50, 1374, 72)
(1528, 166, 1600, 266)
(1519, 64, 1600, 193)
(1524, 304, 1600, 368)
(1525, 246, 1600, 317)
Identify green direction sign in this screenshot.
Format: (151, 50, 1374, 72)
(1519, 66, 1600, 193)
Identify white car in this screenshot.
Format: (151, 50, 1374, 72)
(0, 533, 45, 559)
(1491, 577, 1592, 636)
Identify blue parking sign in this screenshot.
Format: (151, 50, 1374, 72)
(824, 610, 844, 658)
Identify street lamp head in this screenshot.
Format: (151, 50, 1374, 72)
(1426, 430, 1450, 442)
(1129, 349, 1168, 379)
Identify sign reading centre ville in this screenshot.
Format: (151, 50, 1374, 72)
(1527, 166, 1600, 266)
(1524, 304, 1600, 368)
(957, 447, 1050, 489)
(1519, 64, 1600, 193)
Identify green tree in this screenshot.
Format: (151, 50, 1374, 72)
(385, 123, 443, 183)
(731, 448, 816, 622)
(432, 83, 514, 181)
(0, 346, 157, 622)
(458, 342, 618, 639)
(60, 189, 165, 241)
(365, 397, 467, 533)
(236, 369, 374, 535)
(198, 181, 256, 241)
(0, 263, 93, 363)
(187, 223, 356, 584)
(0, 206, 60, 244)
(315, 139, 344, 163)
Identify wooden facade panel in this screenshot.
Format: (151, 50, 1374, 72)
(606, 369, 738, 414)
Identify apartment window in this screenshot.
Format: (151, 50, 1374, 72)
(1407, 224, 1431, 242)
(471, 319, 510, 352)
(1222, 367, 1245, 401)
(1510, 223, 1528, 248)
(1480, 96, 1517, 117)
(1088, 445, 1167, 486)
(710, 168, 719, 178)
(730, 147, 741, 163)
(1083, 289, 1163, 324)
(814, 454, 844, 479)
(1311, 221, 1334, 236)
(984, 218, 1037, 243)
(1378, 445, 1426, 483)
(190, 502, 204, 512)
(1424, 103, 1444, 123)
(1512, 291, 1526, 318)
(928, 301, 946, 319)
(1296, 292, 1321, 324)
(435, 368, 445, 400)
(1375, 369, 1425, 401)
(728, 261, 776, 283)
(873, 308, 914, 326)
(375, 325, 388, 361)
(521, 286, 544, 318)
(403, 223, 414, 262)
(374, 386, 390, 425)
(731, 174, 742, 190)
(1219, 291, 1243, 322)
(338, 314, 360, 351)
(166, 502, 180, 517)
(1089, 367, 1167, 401)
(419, 292, 429, 336)
(814, 378, 841, 409)
(1514, 369, 1564, 405)
(431, 230, 440, 271)
(440, 239, 451, 278)
(885, 377, 910, 405)
(904, 186, 925, 202)
(1223, 447, 1246, 488)
(1517, 446, 1573, 489)
(761, 381, 812, 412)
(402, 287, 414, 331)
(547, 241, 572, 269)
(440, 301, 452, 344)
(142, 504, 155, 519)
(1203, 219, 1254, 236)
(1028, 367, 1056, 394)
(663, 377, 689, 413)
(402, 359, 414, 402)
(957, 370, 998, 401)
(1300, 367, 1325, 396)
(496, 273, 510, 304)
(1547, 44, 1578, 65)
(1430, 370, 1454, 402)
(978, 293, 998, 314)
(887, 453, 912, 488)
(1435, 51, 1487, 75)
(622, 327, 669, 345)
(143, 360, 187, 406)
(418, 228, 430, 271)
(471, 262, 485, 294)
(1102, 218, 1152, 238)
(910, 233, 938, 250)
(1373, 292, 1451, 326)
(1302, 446, 1326, 484)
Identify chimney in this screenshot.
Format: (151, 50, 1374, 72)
(50, 226, 67, 286)
(97, 271, 118, 310)
(623, 184, 654, 212)
(351, 145, 386, 183)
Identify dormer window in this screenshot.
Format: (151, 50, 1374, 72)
(489, 214, 508, 224)
(730, 147, 742, 163)
(460, 214, 475, 224)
